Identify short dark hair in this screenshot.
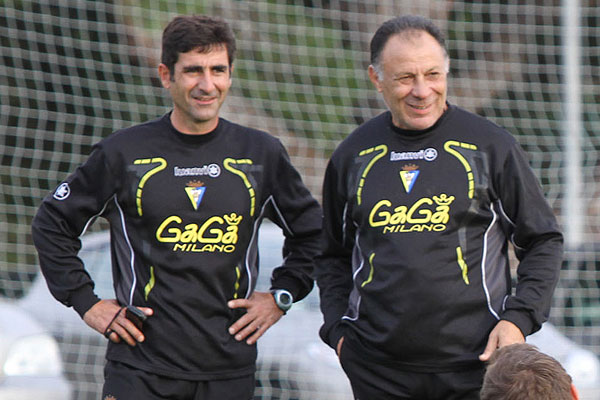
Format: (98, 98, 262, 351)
(480, 343, 573, 400)
(161, 15, 236, 75)
(370, 15, 447, 70)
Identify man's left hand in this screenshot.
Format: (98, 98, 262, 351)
(228, 291, 284, 345)
(479, 319, 525, 362)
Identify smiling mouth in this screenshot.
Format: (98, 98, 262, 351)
(191, 88, 218, 103)
(408, 103, 430, 110)
(192, 95, 216, 104)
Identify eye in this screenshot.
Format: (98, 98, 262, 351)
(396, 75, 413, 83)
(183, 67, 202, 75)
(213, 66, 228, 74)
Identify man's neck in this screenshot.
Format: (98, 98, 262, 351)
(170, 110, 219, 135)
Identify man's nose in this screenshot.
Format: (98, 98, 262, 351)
(411, 77, 430, 98)
(196, 72, 216, 92)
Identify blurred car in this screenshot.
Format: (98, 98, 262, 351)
(19, 223, 353, 400)
(19, 232, 110, 400)
(19, 222, 600, 400)
(0, 300, 72, 399)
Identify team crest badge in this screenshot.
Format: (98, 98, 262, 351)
(185, 180, 206, 210)
(399, 164, 419, 193)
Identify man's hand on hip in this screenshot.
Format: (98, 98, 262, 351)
(228, 291, 284, 345)
(83, 299, 153, 346)
(479, 319, 525, 362)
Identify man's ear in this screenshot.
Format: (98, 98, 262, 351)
(368, 65, 382, 93)
(571, 383, 579, 400)
(158, 63, 172, 89)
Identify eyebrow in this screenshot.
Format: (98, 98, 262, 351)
(396, 66, 443, 76)
(181, 64, 229, 73)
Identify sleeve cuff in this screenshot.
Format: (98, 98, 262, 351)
(501, 310, 536, 336)
(317, 319, 346, 350)
(69, 284, 101, 318)
(328, 324, 345, 351)
(270, 276, 309, 302)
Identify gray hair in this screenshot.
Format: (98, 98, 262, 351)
(370, 15, 449, 79)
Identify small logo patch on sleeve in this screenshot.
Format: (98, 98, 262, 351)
(53, 182, 71, 200)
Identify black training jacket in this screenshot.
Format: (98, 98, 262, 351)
(32, 114, 322, 380)
(316, 105, 563, 372)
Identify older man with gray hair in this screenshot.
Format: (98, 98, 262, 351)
(315, 15, 563, 400)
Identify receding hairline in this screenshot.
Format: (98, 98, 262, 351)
(370, 16, 447, 65)
(371, 30, 450, 78)
(384, 29, 447, 54)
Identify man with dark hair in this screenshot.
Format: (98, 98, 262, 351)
(480, 343, 579, 400)
(32, 15, 321, 400)
(161, 15, 237, 76)
(315, 15, 563, 399)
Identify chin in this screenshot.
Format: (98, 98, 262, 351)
(409, 110, 444, 130)
(406, 119, 436, 131)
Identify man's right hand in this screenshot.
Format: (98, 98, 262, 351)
(82, 299, 153, 346)
(336, 336, 345, 357)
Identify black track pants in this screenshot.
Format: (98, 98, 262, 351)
(102, 360, 255, 400)
(339, 340, 484, 400)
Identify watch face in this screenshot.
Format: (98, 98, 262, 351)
(279, 292, 292, 305)
(273, 289, 293, 311)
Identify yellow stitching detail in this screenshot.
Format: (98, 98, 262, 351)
(233, 266, 241, 299)
(223, 158, 256, 216)
(357, 145, 388, 205)
(133, 158, 167, 216)
(361, 253, 375, 287)
(144, 266, 155, 301)
(443, 141, 477, 199)
(456, 246, 470, 285)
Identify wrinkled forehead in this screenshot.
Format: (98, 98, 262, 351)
(176, 45, 230, 66)
(389, 30, 447, 57)
(173, 43, 232, 67)
(191, 42, 228, 56)
(379, 31, 449, 72)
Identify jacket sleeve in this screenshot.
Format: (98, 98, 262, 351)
(495, 140, 564, 336)
(265, 141, 322, 302)
(314, 157, 355, 349)
(31, 142, 118, 317)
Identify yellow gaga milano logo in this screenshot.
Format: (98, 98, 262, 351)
(156, 212, 242, 253)
(369, 193, 455, 233)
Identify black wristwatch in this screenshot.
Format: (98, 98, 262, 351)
(271, 289, 293, 314)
